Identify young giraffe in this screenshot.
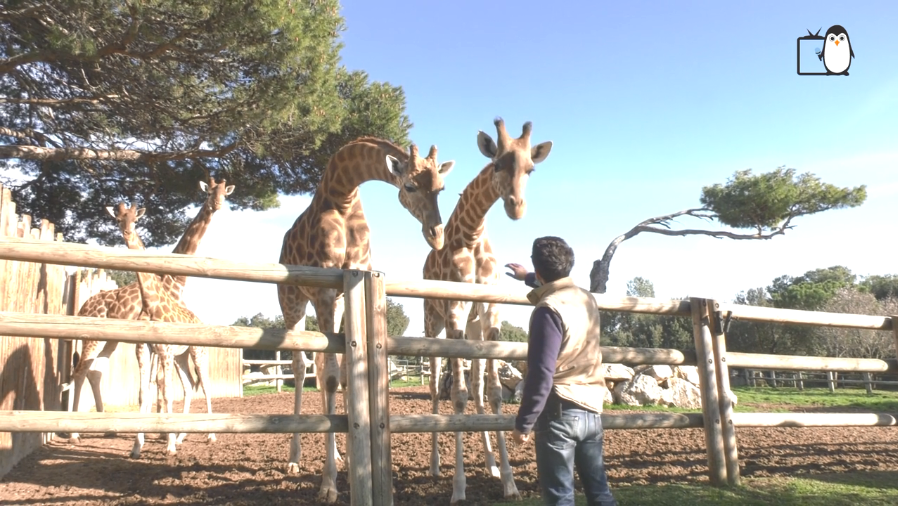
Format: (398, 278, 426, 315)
(278, 137, 455, 503)
(68, 178, 234, 445)
(108, 202, 215, 457)
(423, 118, 552, 504)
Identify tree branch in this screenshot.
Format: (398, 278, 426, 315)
(0, 142, 239, 163)
(588, 208, 790, 294)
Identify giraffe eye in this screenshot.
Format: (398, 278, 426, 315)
(404, 185, 417, 193)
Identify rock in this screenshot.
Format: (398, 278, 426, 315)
(602, 364, 635, 382)
(645, 365, 674, 383)
(659, 377, 703, 409)
(612, 380, 629, 405)
(600, 385, 614, 406)
(615, 374, 664, 407)
(514, 360, 528, 376)
(674, 366, 701, 385)
(497, 361, 523, 390)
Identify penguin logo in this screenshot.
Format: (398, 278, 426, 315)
(796, 25, 854, 76)
(818, 25, 854, 75)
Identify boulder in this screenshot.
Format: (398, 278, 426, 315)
(645, 365, 674, 383)
(602, 364, 635, 383)
(514, 360, 528, 376)
(600, 385, 614, 406)
(614, 374, 664, 407)
(659, 377, 702, 409)
(514, 380, 525, 403)
(674, 365, 701, 385)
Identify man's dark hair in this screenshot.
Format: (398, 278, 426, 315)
(531, 236, 574, 283)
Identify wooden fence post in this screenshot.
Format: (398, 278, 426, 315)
(864, 372, 873, 394)
(827, 371, 836, 393)
(365, 271, 393, 506)
(343, 270, 373, 506)
(275, 350, 282, 393)
(707, 299, 740, 486)
(797, 371, 804, 391)
(690, 297, 727, 486)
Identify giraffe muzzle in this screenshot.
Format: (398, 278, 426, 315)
(425, 224, 444, 250)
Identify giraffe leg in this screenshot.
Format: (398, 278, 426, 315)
(190, 346, 216, 443)
(68, 339, 98, 444)
(313, 289, 341, 504)
(132, 345, 155, 459)
(467, 306, 499, 479)
(482, 302, 520, 500)
(173, 351, 195, 444)
(159, 346, 179, 454)
(280, 287, 309, 474)
(424, 298, 445, 478)
(447, 300, 471, 505)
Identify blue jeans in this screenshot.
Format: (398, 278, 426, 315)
(534, 406, 617, 506)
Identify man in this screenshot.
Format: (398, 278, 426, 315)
(506, 236, 617, 506)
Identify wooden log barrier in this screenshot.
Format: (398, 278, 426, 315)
(343, 271, 373, 506)
(708, 299, 740, 486)
(365, 272, 392, 506)
(691, 297, 727, 486)
(0, 411, 705, 434)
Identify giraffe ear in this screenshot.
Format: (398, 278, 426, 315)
(531, 141, 553, 164)
(225, 185, 235, 195)
(105, 206, 117, 219)
(385, 155, 407, 178)
(199, 181, 209, 193)
(438, 160, 455, 176)
(136, 208, 146, 219)
(477, 131, 498, 159)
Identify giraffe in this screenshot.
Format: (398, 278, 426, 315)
(277, 137, 455, 503)
(423, 118, 552, 504)
(68, 177, 234, 446)
(107, 202, 215, 457)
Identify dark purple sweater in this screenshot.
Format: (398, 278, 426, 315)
(514, 273, 565, 434)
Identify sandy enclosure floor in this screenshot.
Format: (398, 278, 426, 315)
(2, 386, 898, 505)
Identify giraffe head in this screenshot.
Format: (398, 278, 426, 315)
(105, 202, 146, 249)
(476, 118, 553, 220)
(385, 144, 455, 250)
(198, 177, 235, 211)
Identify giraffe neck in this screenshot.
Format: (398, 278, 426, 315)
(446, 163, 501, 248)
(168, 200, 215, 289)
(314, 138, 407, 213)
(123, 234, 163, 317)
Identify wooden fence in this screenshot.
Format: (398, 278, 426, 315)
(0, 237, 897, 505)
(0, 186, 242, 477)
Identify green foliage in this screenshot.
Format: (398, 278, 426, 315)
(386, 298, 410, 337)
(499, 321, 528, 342)
(235, 298, 409, 359)
(859, 274, 898, 301)
(700, 167, 867, 232)
(0, 1, 411, 246)
(602, 278, 694, 351)
(106, 270, 137, 288)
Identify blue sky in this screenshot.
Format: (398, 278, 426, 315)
(165, 1, 897, 335)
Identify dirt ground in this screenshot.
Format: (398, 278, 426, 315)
(2, 386, 897, 505)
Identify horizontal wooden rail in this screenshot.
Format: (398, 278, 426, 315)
(719, 302, 893, 331)
(3, 238, 894, 330)
(0, 237, 344, 289)
(386, 278, 692, 315)
(243, 359, 293, 366)
(728, 352, 897, 373)
(0, 411, 704, 433)
(0, 312, 344, 353)
(0, 412, 348, 433)
(732, 412, 898, 427)
(5, 410, 895, 433)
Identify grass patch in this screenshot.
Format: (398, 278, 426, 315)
(732, 386, 898, 413)
(388, 377, 430, 388)
(491, 473, 898, 505)
(243, 384, 315, 396)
